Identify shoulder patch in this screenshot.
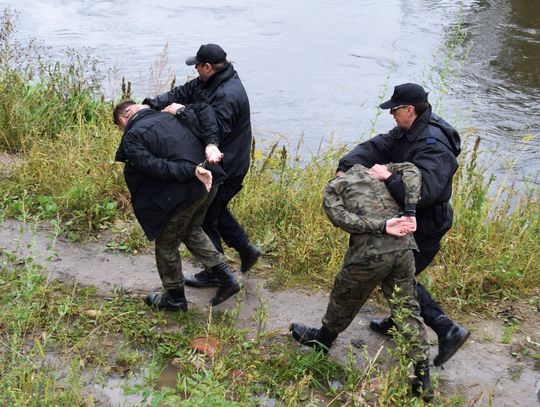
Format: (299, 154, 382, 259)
(425, 137, 437, 145)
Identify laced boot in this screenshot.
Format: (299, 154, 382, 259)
(289, 323, 338, 354)
(432, 315, 470, 366)
(412, 360, 433, 402)
(369, 317, 395, 336)
(210, 263, 241, 306)
(184, 269, 220, 288)
(145, 287, 188, 311)
(238, 243, 261, 273)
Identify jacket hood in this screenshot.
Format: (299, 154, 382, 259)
(201, 63, 236, 93)
(407, 107, 461, 156)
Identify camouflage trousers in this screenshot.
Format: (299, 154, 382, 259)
(155, 186, 226, 291)
(322, 249, 429, 362)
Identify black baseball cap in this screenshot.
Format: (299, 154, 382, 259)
(186, 44, 227, 66)
(379, 83, 429, 109)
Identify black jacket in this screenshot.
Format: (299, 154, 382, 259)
(115, 107, 227, 241)
(338, 107, 461, 238)
(143, 63, 252, 180)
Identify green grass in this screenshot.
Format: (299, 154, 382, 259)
(0, 249, 443, 406)
(0, 7, 538, 311)
(0, 8, 538, 406)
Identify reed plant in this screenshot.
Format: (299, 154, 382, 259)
(0, 7, 538, 309)
(0, 249, 441, 406)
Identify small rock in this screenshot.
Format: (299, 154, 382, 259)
(351, 338, 366, 349)
(171, 358, 183, 366)
(231, 368, 244, 380)
(84, 309, 100, 319)
(190, 335, 220, 357)
(329, 379, 343, 391)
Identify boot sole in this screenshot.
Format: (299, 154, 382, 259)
(434, 330, 471, 366)
(144, 296, 188, 312)
(289, 323, 331, 354)
(240, 251, 261, 273)
(369, 320, 394, 337)
(184, 279, 220, 288)
(210, 284, 241, 306)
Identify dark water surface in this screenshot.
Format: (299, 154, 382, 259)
(2, 0, 539, 181)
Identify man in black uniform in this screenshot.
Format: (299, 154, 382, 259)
(143, 44, 260, 286)
(336, 83, 469, 366)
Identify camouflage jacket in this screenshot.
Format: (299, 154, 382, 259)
(323, 162, 421, 263)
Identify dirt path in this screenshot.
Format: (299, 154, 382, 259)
(1, 218, 538, 406)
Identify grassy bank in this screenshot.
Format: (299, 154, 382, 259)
(0, 7, 539, 407)
(0, 8, 538, 312)
(0, 249, 447, 406)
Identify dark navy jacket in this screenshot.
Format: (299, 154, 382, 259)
(115, 108, 227, 240)
(338, 107, 461, 238)
(143, 63, 252, 180)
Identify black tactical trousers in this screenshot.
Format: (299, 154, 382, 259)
(414, 233, 446, 327)
(202, 175, 250, 253)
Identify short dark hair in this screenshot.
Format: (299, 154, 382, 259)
(113, 99, 135, 127)
(411, 101, 430, 117)
(210, 60, 229, 73)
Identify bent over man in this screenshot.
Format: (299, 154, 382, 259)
(337, 83, 469, 366)
(290, 162, 432, 401)
(143, 44, 260, 284)
(113, 100, 240, 310)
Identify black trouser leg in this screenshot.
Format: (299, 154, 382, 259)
(417, 282, 446, 327)
(202, 176, 250, 254)
(414, 233, 446, 327)
(202, 195, 226, 253)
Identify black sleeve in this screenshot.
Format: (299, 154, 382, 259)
(337, 130, 397, 172)
(122, 131, 196, 181)
(384, 172, 406, 206)
(177, 103, 220, 146)
(385, 142, 458, 208)
(142, 81, 196, 111)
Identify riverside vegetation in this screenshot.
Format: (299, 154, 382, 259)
(0, 7, 538, 406)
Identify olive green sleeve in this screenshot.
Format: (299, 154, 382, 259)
(323, 177, 386, 235)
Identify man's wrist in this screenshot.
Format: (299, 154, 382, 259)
(175, 106, 186, 117)
(380, 220, 387, 235)
(402, 203, 417, 217)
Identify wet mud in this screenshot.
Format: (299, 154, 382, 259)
(0, 219, 538, 406)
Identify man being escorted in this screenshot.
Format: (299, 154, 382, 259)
(143, 44, 260, 286)
(290, 162, 433, 401)
(113, 100, 240, 310)
(337, 83, 468, 366)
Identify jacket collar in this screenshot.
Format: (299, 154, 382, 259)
(200, 63, 236, 93)
(125, 108, 155, 132)
(403, 106, 431, 142)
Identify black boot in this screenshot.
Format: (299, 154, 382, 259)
(369, 317, 395, 336)
(184, 269, 220, 288)
(432, 315, 470, 366)
(238, 244, 261, 273)
(412, 360, 433, 402)
(289, 323, 338, 354)
(145, 287, 188, 311)
(210, 263, 241, 306)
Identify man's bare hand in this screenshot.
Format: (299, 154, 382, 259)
(195, 166, 212, 192)
(400, 216, 417, 232)
(385, 217, 416, 237)
(125, 104, 148, 118)
(205, 144, 224, 164)
(161, 103, 185, 115)
(368, 164, 391, 181)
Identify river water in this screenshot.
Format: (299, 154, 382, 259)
(2, 0, 539, 181)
